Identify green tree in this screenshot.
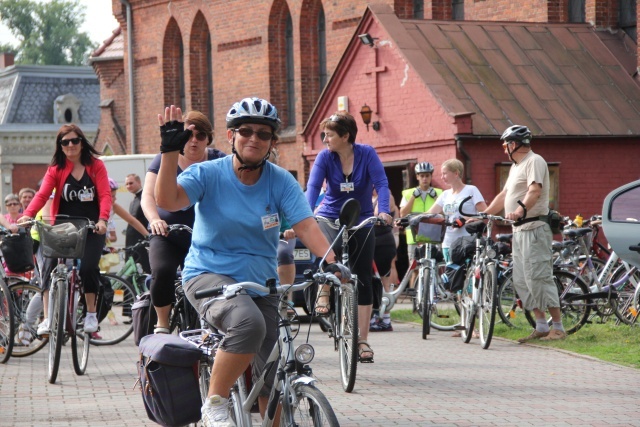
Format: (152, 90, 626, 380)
(0, 0, 96, 65)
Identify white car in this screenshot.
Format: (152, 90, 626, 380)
(602, 180, 640, 269)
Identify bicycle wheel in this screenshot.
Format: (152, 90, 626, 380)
(611, 265, 640, 325)
(0, 279, 14, 363)
(48, 278, 67, 384)
(338, 282, 358, 393)
(281, 383, 340, 427)
(496, 271, 520, 328)
(524, 270, 591, 335)
(430, 263, 462, 331)
(421, 269, 431, 340)
(478, 263, 497, 350)
(71, 287, 90, 375)
(9, 282, 48, 357)
(198, 359, 212, 404)
(460, 268, 475, 344)
(88, 274, 135, 346)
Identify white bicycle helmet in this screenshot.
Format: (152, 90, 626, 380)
(415, 162, 434, 174)
(226, 97, 281, 132)
(500, 125, 532, 145)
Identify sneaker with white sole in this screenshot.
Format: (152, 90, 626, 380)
(37, 319, 50, 336)
(17, 324, 33, 346)
(83, 315, 99, 333)
(201, 395, 234, 427)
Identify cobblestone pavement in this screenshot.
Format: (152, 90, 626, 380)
(3, 315, 640, 426)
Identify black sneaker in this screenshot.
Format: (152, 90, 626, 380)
(370, 321, 393, 332)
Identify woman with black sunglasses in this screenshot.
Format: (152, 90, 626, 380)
(306, 111, 392, 363)
(19, 124, 111, 336)
(141, 110, 225, 334)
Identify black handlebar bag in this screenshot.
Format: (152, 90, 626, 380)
(1, 228, 34, 273)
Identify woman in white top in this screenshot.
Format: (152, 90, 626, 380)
(428, 159, 487, 263)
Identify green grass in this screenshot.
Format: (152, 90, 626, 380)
(392, 309, 640, 369)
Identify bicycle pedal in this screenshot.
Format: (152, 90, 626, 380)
(453, 325, 466, 330)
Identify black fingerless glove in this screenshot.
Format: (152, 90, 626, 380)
(324, 262, 352, 282)
(160, 121, 192, 154)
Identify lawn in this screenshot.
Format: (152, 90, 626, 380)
(392, 309, 640, 369)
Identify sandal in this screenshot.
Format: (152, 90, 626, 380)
(358, 340, 374, 363)
(154, 326, 170, 334)
(314, 290, 331, 317)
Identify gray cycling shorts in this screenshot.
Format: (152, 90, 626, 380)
(184, 273, 278, 396)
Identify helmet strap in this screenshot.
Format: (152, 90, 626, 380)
(506, 142, 526, 163)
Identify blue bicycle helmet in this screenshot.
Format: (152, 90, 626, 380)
(226, 97, 281, 132)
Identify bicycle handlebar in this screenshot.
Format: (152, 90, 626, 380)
(458, 196, 516, 224)
(193, 272, 342, 300)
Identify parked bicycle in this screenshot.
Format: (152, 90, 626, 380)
(186, 273, 341, 426)
(8, 277, 47, 358)
(458, 195, 516, 349)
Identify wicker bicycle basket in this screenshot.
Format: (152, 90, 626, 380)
(37, 217, 90, 259)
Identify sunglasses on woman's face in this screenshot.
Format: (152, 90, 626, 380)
(192, 131, 208, 142)
(234, 128, 274, 142)
(60, 137, 82, 146)
(5, 202, 19, 207)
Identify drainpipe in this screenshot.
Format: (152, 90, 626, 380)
(456, 137, 472, 184)
(120, 0, 136, 154)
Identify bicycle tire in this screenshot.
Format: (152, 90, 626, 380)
(524, 270, 591, 334)
(88, 274, 135, 346)
(496, 271, 519, 328)
(611, 265, 640, 325)
(71, 284, 90, 375)
(0, 278, 15, 363)
(460, 268, 475, 344)
(429, 263, 462, 331)
(9, 282, 48, 358)
(48, 278, 67, 384)
(421, 269, 431, 339)
(338, 282, 358, 393)
(198, 359, 212, 404)
(478, 263, 497, 350)
(281, 383, 340, 427)
(413, 273, 423, 317)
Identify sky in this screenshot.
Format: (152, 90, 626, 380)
(0, 0, 119, 48)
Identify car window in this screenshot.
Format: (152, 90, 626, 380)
(610, 185, 640, 223)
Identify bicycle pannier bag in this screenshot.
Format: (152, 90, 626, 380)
(132, 291, 158, 346)
(441, 263, 466, 293)
(450, 235, 476, 265)
(137, 334, 202, 427)
(547, 209, 564, 235)
(1, 228, 34, 273)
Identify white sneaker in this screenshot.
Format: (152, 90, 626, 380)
(201, 395, 234, 427)
(37, 319, 50, 336)
(84, 315, 99, 333)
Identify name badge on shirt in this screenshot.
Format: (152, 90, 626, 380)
(78, 188, 94, 202)
(340, 182, 355, 193)
(261, 213, 280, 230)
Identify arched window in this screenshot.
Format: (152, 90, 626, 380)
(268, 0, 294, 128)
(286, 13, 295, 126)
(414, 0, 424, 19)
(163, 18, 184, 108)
(569, 0, 585, 22)
(190, 12, 212, 124)
(318, 8, 327, 92)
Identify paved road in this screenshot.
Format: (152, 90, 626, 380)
(3, 312, 640, 426)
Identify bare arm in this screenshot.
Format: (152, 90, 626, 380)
(504, 183, 541, 221)
(399, 195, 415, 217)
(113, 202, 149, 237)
(292, 217, 337, 264)
(484, 188, 507, 215)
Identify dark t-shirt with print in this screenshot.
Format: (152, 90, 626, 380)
(56, 171, 100, 223)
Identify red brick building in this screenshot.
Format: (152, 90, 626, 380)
(91, 0, 638, 218)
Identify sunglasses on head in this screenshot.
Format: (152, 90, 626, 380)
(5, 202, 19, 206)
(234, 128, 274, 141)
(60, 137, 82, 146)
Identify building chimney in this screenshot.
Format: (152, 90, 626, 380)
(0, 52, 15, 69)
